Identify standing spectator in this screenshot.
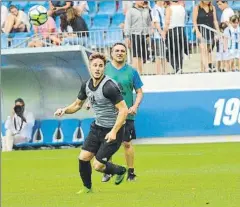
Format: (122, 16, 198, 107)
(1, 5, 8, 32)
(2, 98, 35, 152)
(213, 0, 223, 23)
(48, 1, 73, 18)
(193, 1, 220, 72)
(3, 5, 30, 34)
(124, 1, 152, 74)
(61, 8, 89, 46)
(216, 1, 234, 24)
(162, 1, 186, 74)
(151, 1, 166, 74)
(28, 16, 61, 47)
(73, 1, 89, 16)
(223, 15, 240, 72)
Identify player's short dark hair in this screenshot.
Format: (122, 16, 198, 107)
(89, 53, 107, 65)
(15, 98, 25, 105)
(111, 42, 127, 52)
(9, 5, 17, 11)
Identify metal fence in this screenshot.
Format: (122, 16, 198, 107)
(2, 24, 240, 75)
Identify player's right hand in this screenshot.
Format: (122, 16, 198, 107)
(54, 108, 66, 117)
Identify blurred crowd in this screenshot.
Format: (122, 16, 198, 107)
(1, 1, 240, 74)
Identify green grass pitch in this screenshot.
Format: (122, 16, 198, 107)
(2, 143, 240, 207)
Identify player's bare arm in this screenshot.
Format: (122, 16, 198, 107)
(129, 88, 143, 115)
(54, 98, 86, 117)
(105, 100, 128, 143)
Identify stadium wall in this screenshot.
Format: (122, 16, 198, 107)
(1, 48, 240, 138)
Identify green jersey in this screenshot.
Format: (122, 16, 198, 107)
(105, 62, 143, 120)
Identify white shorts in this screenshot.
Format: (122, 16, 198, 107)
(216, 52, 228, 61)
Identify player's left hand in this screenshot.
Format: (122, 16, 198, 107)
(128, 106, 137, 115)
(105, 131, 117, 143)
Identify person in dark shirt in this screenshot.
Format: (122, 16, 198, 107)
(54, 53, 128, 193)
(48, 1, 72, 18)
(60, 7, 89, 45)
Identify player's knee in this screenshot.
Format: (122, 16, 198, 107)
(92, 160, 105, 172)
(78, 150, 93, 161)
(123, 141, 132, 149)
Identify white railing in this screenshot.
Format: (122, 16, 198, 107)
(2, 25, 239, 75)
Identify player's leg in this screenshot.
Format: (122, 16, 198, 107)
(96, 125, 126, 185)
(77, 123, 100, 193)
(122, 120, 137, 181)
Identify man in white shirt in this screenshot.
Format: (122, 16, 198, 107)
(2, 98, 35, 152)
(3, 5, 30, 34)
(1, 5, 8, 31)
(217, 1, 235, 24)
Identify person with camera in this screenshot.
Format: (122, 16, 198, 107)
(2, 98, 35, 152)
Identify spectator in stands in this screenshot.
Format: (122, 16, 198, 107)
(216, 22, 228, 72)
(1, 5, 8, 32)
(124, 1, 152, 74)
(223, 15, 240, 72)
(213, 0, 223, 23)
(2, 98, 35, 152)
(3, 5, 30, 34)
(48, 1, 73, 18)
(28, 16, 61, 47)
(73, 1, 89, 16)
(151, 1, 166, 74)
(216, 1, 235, 24)
(60, 8, 89, 46)
(162, 1, 186, 74)
(193, 1, 220, 72)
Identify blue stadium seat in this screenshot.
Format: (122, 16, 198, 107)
(60, 119, 82, 145)
(2, 1, 11, 7)
(82, 15, 91, 28)
(80, 118, 94, 140)
(88, 1, 97, 17)
(55, 16, 61, 29)
(106, 30, 124, 46)
(98, 1, 116, 15)
(232, 1, 240, 10)
(185, 1, 194, 13)
(14, 1, 29, 11)
(110, 13, 125, 29)
(1, 34, 9, 49)
(11, 32, 32, 48)
(40, 119, 60, 146)
(91, 14, 110, 30)
(1, 122, 6, 137)
(89, 31, 106, 48)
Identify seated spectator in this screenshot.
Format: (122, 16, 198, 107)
(48, 1, 73, 18)
(2, 98, 35, 152)
(28, 16, 61, 47)
(3, 5, 30, 34)
(73, 1, 89, 16)
(60, 8, 89, 46)
(1, 5, 8, 32)
(216, 1, 235, 24)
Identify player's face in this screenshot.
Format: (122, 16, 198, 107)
(90, 58, 105, 80)
(112, 45, 127, 64)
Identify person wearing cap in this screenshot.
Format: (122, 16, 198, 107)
(2, 98, 35, 152)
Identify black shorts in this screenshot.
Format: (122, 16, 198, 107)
(123, 120, 136, 142)
(82, 122, 125, 163)
(131, 34, 148, 61)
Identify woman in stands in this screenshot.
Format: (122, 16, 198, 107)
(193, 1, 220, 72)
(162, 1, 186, 74)
(60, 7, 89, 46)
(28, 16, 61, 47)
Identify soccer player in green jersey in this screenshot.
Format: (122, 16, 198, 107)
(102, 42, 144, 181)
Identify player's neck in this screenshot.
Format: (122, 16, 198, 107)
(92, 75, 104, 87)
(112, 61, 125, 70)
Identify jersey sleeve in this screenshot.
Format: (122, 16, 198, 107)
(132, 69, 143, 90)
(77, 81, 87, 100)
(103, 80, 123, 105)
